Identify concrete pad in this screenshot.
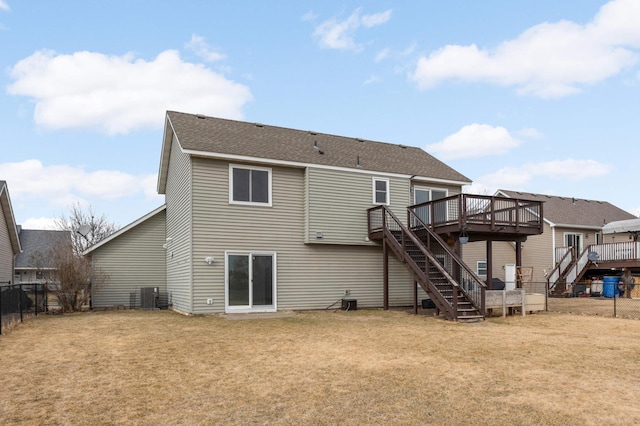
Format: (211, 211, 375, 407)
(223, 312, 297, 320)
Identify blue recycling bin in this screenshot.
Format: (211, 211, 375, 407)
(602, 276, 619, 298)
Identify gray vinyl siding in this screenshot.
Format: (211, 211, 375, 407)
(91, 210, 166, 308)
(165, 135, 193, 313)
(462, 222, 555, 285)
(189, 158, 417, 314)
(306, 167, 410, 245)
(0, 206, 12, 283)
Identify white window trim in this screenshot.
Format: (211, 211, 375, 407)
(372, 177, 390, 205)
(224, 250, 277, 314)
(413, 186, 449, 203)
(229, 164, 273, 207)
(563, 232, 584, 253)
(477, 260, 487, 276)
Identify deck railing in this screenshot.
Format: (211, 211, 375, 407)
(564, 242, 640, 284)
(411, 194, 543, 232)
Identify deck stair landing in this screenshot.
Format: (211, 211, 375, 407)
(368, 205, 486, 322)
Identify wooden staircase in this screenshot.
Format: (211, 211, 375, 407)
(547, 247, 575, 296)
(368, 206, 485, 322)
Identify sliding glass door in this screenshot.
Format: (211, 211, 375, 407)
(226, 252, 276, 313)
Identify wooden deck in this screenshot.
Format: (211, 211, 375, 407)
(407, 193, 544, 243)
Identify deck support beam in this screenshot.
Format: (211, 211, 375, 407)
(486, 240, 493, 290)
(383, 238, 389, 310)
(515, 241, 523, 287)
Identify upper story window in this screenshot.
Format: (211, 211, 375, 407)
(372, 177, 389, 205)
(229, 164, 272, 206)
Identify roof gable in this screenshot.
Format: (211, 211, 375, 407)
(158, 111, 471, 193)
(498, 189, 636, 228)
(83, 205, 166, 255)
(0, 181, 21, 254)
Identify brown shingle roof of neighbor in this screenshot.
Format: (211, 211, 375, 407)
(498, 189, 636, 228)
(165, 111, 471, 183)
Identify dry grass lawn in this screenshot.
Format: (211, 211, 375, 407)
(2, 309, 640, 425)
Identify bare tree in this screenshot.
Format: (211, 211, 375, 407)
(47, 241, 108, 312)
(55, 203, 118, 254)
(37, 204, 115, 312)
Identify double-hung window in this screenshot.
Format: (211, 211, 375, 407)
(230, 164, 272, 206)
(372, 177, 390, 205)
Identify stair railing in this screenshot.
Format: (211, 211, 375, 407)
(547, 247, 574, 292)
(368, 205, 458, 319)
(565, 247, 592, 285)
(407, 206, 486, 315)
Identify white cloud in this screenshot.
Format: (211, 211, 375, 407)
(410, 0, 640, 97)
(471, 159, 612, 194)
(400, 42, 417, 57)
(363, 75, 381, 85)
(517, 127, 544, 139)
(313, 8, 392, 51)
(21, 217, 58, 230)
(0, 159, 162, 206)
(361, 9, 392, 28)
(426, 124, 521, 160)
(185, 34, 226, 62)
(301, 11, 317, 22)
(7, 49, 253, 134)
(0, 1, 9, 12)
(375, 48, 391, 62)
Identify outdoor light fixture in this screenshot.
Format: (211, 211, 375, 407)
(205, 256, 214, 265)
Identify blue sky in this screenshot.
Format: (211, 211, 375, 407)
(1, 0, 639, 229)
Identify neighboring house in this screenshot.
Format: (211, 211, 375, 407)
(602, 217, 640, 243)
(14, 227, 71, 284)
(88, 111, 472, 314)
(0, 181, 21, 284)
(462, 189, 637, 288)
(84, 206, 166, 308)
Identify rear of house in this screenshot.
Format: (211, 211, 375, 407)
(158, 111, 472, 314)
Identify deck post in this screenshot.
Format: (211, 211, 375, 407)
(383, 238, 389, 310)
(515, 241, 523, 288)
(486, 240, 493, 290)
(413, 281, 418, 315)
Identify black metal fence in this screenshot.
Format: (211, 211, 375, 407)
(518, 281, 640, 320)
(0, 283, 48, 335)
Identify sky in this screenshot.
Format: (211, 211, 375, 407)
(1, 0, 639, 230)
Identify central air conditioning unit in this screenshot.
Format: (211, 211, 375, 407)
(140, 287, 158, 310)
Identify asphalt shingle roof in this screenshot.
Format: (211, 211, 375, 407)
(499, 190, 636, 228)
(165, 111, 471, 183)
(15, 229, 71, 269)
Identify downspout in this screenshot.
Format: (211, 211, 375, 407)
(551, 224, 556, 264)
